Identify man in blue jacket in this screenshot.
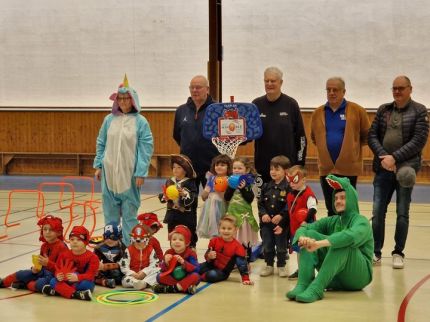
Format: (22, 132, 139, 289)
(173, 75, 220, 190)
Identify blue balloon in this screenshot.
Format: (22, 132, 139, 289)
(228, 174, 241, 189)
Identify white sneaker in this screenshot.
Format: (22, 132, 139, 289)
(260, 266, 274, 277)
(392, 254, 404, 269)
(278, 267, 288, 278)
(133, 280, 147, 290)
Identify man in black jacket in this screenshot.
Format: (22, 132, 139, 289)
(368, 75, 429, 269)
(173, 75, 220, 189)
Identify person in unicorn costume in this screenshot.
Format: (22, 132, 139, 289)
(94, 75, 154, 246)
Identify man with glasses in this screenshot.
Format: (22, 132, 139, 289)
(311, 77, 370, 216)
(368, 75, 429, 269)
(173, 75, 219, 190)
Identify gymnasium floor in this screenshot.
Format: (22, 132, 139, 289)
(0, 176, 429, 322)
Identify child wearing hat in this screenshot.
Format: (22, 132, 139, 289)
(137, 212, 164, 261)
(94, 222, 126, 288)
(153, 225, 200, 294)
(159, 154, 199, 247)
(0, 215, 68, 292)
(42, 226, 99, 301)
(119, 223, 160, 290)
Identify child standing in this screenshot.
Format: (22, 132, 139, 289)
(285, 165, 317, 279)
(120, 223, 160, 290)
(42, 226, 99, 301)
(137, 212, 164, 261)
(94, 222, 126, 288)
(197, 154, 232, 238)
(153, 225, 200, 294)
(258, 155, 290, 277)
(0, 215, 68, 292)
(200, 215, 253, 285)
(159, 154, 198, 247)
(224, 157, 259, 258)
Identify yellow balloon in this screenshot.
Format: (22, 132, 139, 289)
(166, 185, 179, 200)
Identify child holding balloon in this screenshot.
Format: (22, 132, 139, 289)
(224, 156, 259, 260)
(159, 154, 199, 247)
(197, 154, 232, 238)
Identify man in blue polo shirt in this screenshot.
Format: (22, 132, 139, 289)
(311, 77, 370, 216)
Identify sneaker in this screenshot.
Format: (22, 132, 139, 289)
(133, 280, 147, 290)
(187, 285, 197, 295)
(278, 267, 288, 278)
(288, 270, 299, 280)
(260, 266, 274, 277)
(105, 279, 116, 289)
(0, 278, 4, 288)
(41, 285, 56, 296)
(152, 284, 178, 293)
(392, 254, 404, 269)
(72, 290, 92, 301)
(11, 281, 27, 289)
(373, 255, 382, 266)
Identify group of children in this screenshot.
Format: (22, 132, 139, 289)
(0, 153, 318, 300)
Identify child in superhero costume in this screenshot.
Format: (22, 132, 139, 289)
(286, 175, 373, 303)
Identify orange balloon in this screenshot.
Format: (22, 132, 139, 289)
(214, 176, 228, 192)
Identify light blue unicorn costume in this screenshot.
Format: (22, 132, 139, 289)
(94, 79, 153, 246)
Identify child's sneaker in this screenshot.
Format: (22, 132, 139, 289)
(278, 267, 288, 278)
(133, 280, 147, 290)
(392, 254, 404, 269)
(11, 281, 27, 289)
(373, 255, 381, 266)
(152, 284, 178, 293)
(187, 285, 196, 295)
(105, 279, 116, 288)
(260, 266, 274, 277)
(288, 270, 299, 280)
(41, 285, 56, 296)
(72, 290, 92, 301)
(0, 278, 4, 288)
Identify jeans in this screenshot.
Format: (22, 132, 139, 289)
(260, 223, 288, 267)
(320, 175, 357, 216)
(371, 170, 413, 258)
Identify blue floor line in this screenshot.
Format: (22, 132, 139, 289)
(145, 283, 212, 322)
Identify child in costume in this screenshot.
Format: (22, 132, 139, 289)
(286, 175, 373, 303)
(119, 223, 160, 290)
(200, 215, 253, 285)
(42, 226, 99, 301)
(137, 212, 164, 261)
(258, 155, 290, 278)
(93, 75, 154, 246)
(94, 222, 126, 288)
(159, 154, 198, 247)
(153, 225, 200, 294)
(0, 215, 68, 292)
(197, 154, 232, 238)
(224, 156, 259, 258)
(285, 165, 317, 279)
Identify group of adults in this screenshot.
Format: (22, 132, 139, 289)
(93, 68, 428, 302)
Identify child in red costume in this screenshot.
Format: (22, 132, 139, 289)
(42, 226, 99, 301)
(153, 225, 200, 294)
(0, 215, 68, 292)
(285, 166, 317, 279)
(137, 212, 164, 261)
(120, 223, 160, 290)
(200, 215, 253, 285)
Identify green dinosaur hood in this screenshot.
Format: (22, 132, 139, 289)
(326, 174, 360, 222)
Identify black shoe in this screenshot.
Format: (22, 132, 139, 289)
(187, 285, 197, 295)
(288, 270, 299, 280)
(152, 284, 178, 294)
(72, 290, 92, 301)
(105, 279, 116, 288)
(0, 278, 4, 288)
(11, 281, 27, 289)
(42, 285, 56, 296)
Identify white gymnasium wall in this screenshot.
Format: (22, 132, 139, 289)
(0, 0, 429, 108)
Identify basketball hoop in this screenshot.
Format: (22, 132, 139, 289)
(211, 136, 247, 159)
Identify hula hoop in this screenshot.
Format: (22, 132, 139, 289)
(95, 289, 158, 306)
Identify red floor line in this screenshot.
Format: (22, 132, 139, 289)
(397, 274, 430, 322)
(0, 291, 35, 300)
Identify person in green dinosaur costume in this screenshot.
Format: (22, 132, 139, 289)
(286, 174, 373, 303)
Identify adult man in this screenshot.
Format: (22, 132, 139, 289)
(173, 75, 219, 189)
(368, 75, 429, 269)
(252, 67, 307, 184)
(286, 175, 373, 303)
(311, 77, 370, 216)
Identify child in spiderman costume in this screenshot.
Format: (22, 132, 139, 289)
(42, 226, 99, 301)
(94, 222, 126, 288)
(0, 215, 68, 292)
(200, 215, 253, 285)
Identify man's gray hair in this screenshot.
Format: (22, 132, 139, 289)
(264, 67, 283, 80)
(327, 77, 346, 89)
